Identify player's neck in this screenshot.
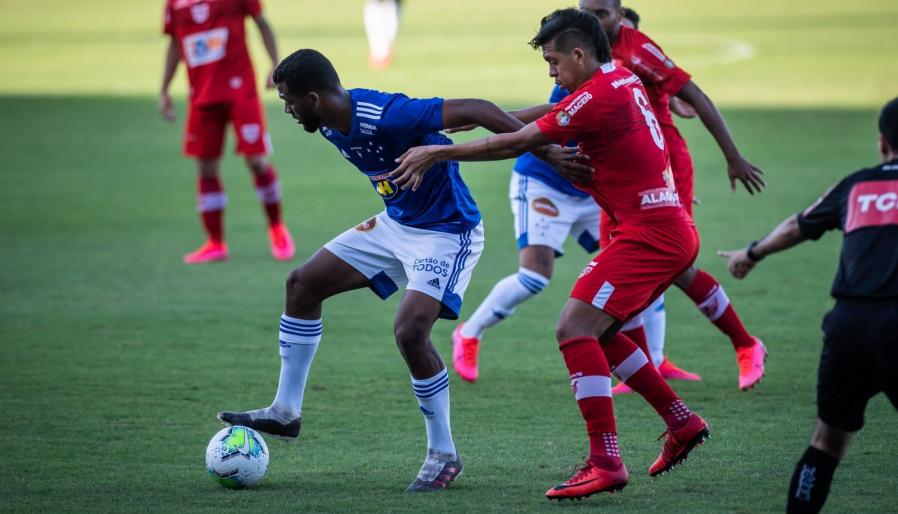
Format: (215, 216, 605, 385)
(570, 63, 602, 90)
(326, 87, 353, 134)
(609, 24, 622, 44)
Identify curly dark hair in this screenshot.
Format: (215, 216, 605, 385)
(272, 49, 341, 94)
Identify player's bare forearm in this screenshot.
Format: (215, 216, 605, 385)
(254, 15, 279, 67)
(442, 99, 524, 135)
(678, 81, 766, 193)
(160, 38, 181, 93)
(717, 214, 807, 278)
(508, 103, 555, 124)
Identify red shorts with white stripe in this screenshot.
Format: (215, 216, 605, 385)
(571, 221, 699, 321)
(184, 96, 272, 159)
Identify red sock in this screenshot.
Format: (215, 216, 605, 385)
(602, 333, 687, 429)
(621, 326, 651, 363)
(253, 166, 282, 227)
(559, 336, 620, 469)
(198, 176, 225, 243)
(684, 269, 754, 350)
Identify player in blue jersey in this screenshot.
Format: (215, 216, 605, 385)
(217, 48, 585, 492)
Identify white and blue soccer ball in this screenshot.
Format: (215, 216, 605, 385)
(205, 426, 269, 489)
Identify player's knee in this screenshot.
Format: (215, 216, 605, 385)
(811, 420, 853, 458)
(555, 319, 587, 344)
(393, 317, 429, 351)
(674, 266, 698, 289)
(196, 159, 219, 178)
(285, 268, 322, 310)
(245, 155, 269, 175)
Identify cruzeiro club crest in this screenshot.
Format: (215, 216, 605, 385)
(218, 426, 265, 461)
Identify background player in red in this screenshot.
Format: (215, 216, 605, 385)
(582, 0, 768, 391)
(392, 9, 709, 500)
(159, 0, 294, 264)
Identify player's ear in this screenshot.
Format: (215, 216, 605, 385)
(308, 91, 320, 107)
(573, 47, 586, 65)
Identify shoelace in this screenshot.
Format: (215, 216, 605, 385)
(461, 338, 478, 366)
(566, 460, 596, 484)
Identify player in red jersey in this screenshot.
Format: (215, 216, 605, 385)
(159, 0, 294, 264)
(581, 0, 767, 391)
(392, 9, 709, 500)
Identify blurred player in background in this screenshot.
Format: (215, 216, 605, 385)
(159, 0, 294, 264)
(365, 0, 402, 70)
(719, 97, 898, 514)
(217, 48, 577, 492)
(451, 4, 699, 386)
(393, 9, 710, 499)
(582, 0, 767, 392)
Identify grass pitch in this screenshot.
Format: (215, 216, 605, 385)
(1, 1, 897, 512)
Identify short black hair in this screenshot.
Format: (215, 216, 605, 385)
(530, 8, 612, 63)
(272, 49, 341, 94)
(622, 7, 640, 28)
(879, 97, 898, 150)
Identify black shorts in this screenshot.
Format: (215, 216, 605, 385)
(817, 299, 898, 432)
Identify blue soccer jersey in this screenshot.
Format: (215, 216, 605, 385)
(512, 85, 588, 198)
(319, 88, 481, 234)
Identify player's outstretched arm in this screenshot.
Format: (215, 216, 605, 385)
(717, 214, 807, 279)
(252, 13, 279, 89)
(159, 37, 181, 122)
(676, 81, 766, 194)
(442, 99, 525, 136)
(445, 103, 555, 134)
(391, 123, 552, 191)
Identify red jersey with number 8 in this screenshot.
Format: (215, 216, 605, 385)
(536, 63, 690, 228)
(163, 0, 262, 106)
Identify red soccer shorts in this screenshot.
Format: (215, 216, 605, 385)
(184, 96, 272, 159)
(571, 221, 699, 321)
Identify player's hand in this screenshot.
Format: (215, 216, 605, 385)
(717, 248, 756, 279)
(727, 155, 766, 195)
(669, 96, 697, 119)
(265, 67, 276, 89)
(541, 145, 594, 184)
(158, 92, 176, 122)
(391, 145, 439, 192)
(445, 124, 479, 134)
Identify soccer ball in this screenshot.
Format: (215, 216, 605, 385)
(205, 426, 269, 489)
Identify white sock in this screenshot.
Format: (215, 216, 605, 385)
(461, 267, 549, 339)
(644, 294, 666, 367)
(267, 313, 321, 421)
(364, 0, 399, 60)
(411, 368, 456, 456)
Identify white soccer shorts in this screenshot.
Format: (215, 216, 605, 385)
(509, 170, 600, 255)
(324, 211, 484, 320)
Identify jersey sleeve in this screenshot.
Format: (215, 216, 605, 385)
(163, 1, 174, 35)
(535, 90, 597, 145)
(242, 0, 263, 17)
(631, 32, 691, 96)
(381, 95, 445, 138)
(796, 180, 848, 240)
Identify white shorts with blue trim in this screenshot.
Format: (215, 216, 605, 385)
(510, 170, 600, 255)
(324, 211, 484, 320)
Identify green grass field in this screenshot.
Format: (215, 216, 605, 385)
(2, 1, 897, 512)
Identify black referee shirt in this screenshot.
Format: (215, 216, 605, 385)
(796, 158, 898, 299)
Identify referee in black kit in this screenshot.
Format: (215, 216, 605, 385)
(718, 96, 898, 514)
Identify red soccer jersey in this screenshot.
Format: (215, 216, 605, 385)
(163, 0, 262, 106)
(535, 64, 688, 227)
(611, 26, 691, 135)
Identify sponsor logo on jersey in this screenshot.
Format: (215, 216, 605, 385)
(564, 91, 593, 119)
(359, 121, 378, 135)
(532, 197, 560, 217)
(426, 277, 441, 289)
(611, 74, 641, 89)
(373, 179, 398, 199)
(182, 27, 228, 68)
(240, 123, 261, 144)
(638, 187, 681, 209)
(414, 257, 451, 278)
(556, 111, 571, 127)
(578, 262, 596, 279)
(641, 43, 668, 63)
(356, 217, 377, 232)
(845, 180, 898, 233)
(662, 166, 676, 190)
(190, 2, 209, 23)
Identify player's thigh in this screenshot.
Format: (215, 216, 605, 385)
(520, 245, 556, 279)
(323, 213, 408, 301)
(397, 221, 485, 321)
(556, 297, 619, 343)
(230, 96, 272, 157)
(509, 172, 580, 255)
(185, 103, 228, 159)
(289, 247, 370, 300)
(817, 302, 881, 432)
